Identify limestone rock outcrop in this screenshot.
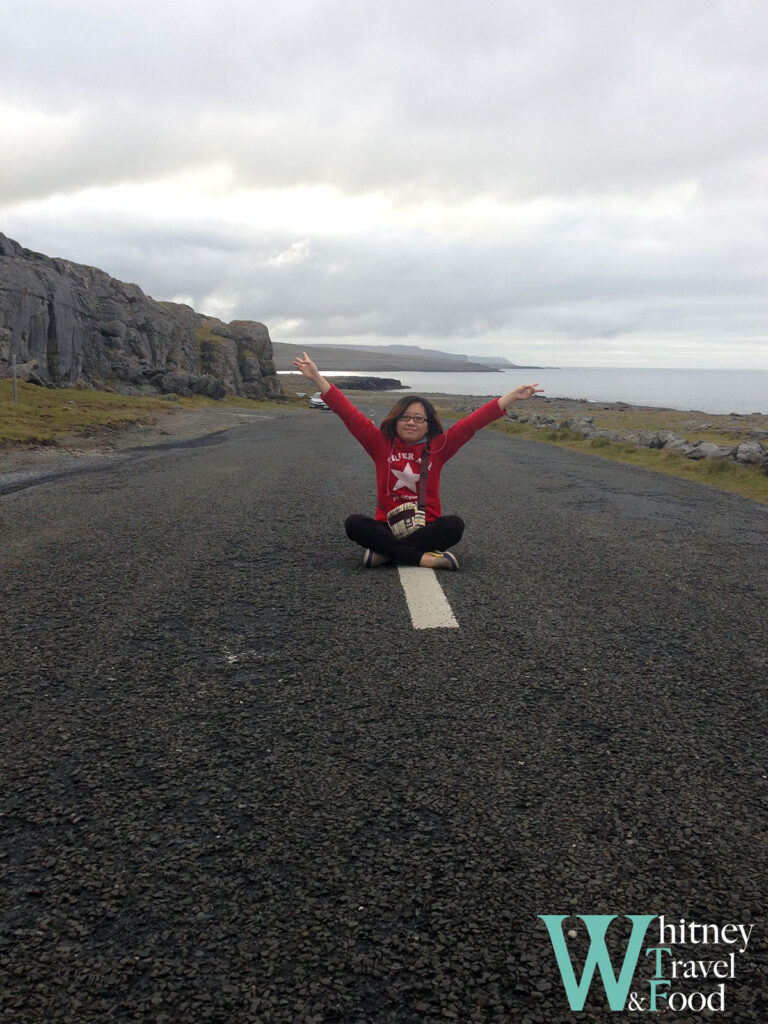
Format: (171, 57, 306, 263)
(0, 234, 280, 399)
(506, 408, 768, 472)
(326, 376, 406, 391)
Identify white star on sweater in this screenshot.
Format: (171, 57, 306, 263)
(391, 462, 421, 494)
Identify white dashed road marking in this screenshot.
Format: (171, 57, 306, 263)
(397, 566, 459, 629)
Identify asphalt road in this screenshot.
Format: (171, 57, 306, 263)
(1, 403, 767, 1023)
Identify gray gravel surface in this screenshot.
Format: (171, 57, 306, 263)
(2, 402, 767, 1023)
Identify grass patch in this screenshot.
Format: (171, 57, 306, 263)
(538, 427, 585, 443)
(492, 418, 768, 506)
(0, 380, 278, 445)
(194, 323, 230, 345)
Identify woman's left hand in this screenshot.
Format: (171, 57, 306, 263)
(497, 383, 544, 410)
(511, 383, 543, 401)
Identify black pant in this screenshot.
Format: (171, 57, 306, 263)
(345, 514, 464, 566)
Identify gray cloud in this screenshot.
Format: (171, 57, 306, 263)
(14, 196, 756, 338)
(2, 0, 767, 365)
(5, 0, 768, 199)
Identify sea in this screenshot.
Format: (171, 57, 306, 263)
(285, 367, 768, 415)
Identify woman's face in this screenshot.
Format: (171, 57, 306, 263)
(395, 401, 429, 443)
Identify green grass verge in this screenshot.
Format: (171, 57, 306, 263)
(0, 380, 277, 445)
(491, 419, 768, 506)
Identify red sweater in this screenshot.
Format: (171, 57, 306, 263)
(323, 385, 505, 521)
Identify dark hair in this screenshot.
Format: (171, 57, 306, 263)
(380, 395, 444, 441)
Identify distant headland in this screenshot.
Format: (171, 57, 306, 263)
(271, 341, 549, 373)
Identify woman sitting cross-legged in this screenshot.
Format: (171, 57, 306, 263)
(293, 352, 543, 570)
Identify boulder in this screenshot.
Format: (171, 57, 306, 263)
(4, 358, 46, 385)
(157, 370, 192, 396)
(735, 440, 767, 466)
(663, 437, 696, 456)
(686, 442, 735, 461)
(505, 401, 766, 473)
(528, 413, 558, 427)
(559, 416, 597, 436)
(635, 429, 680, 449)
(190, 374, 227, 400)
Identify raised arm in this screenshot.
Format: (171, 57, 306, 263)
(292, 351, 385, 458)
(497, 383, 544, 411)
(293, 352, 331, 393)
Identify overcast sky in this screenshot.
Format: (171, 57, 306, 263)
(2, 0, 767, 367)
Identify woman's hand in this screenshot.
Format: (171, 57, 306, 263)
(293, 351, 320, 380)
(497, 383, 544, 410)
(293, 352, 331, 394)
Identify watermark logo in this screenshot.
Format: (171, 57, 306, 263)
(538, 914, 753, 1013)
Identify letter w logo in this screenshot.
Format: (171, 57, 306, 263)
(538, 914, 657, 1012)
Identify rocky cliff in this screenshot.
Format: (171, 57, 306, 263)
(0, 234, 280, 400)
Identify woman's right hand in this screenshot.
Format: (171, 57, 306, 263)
(293, 352, 331, 394)
(293, 351, 320, 381)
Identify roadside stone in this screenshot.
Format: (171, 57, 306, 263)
(157, 370, 193, 396)
(635, 429, 680, 449)
(735, 440, 767, 466)
(559, 416, 597, 436)
(529, 414, 558, 427)
(502, 404, 768, 472)
(663, 437, 696, 455)
(190, 374, 227, 400)
(636, 430, 662, 448)
(10, 358, 44, 384)
(686, 441, 735, 460)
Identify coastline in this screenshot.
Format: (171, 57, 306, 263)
(3, 387, 767, 504)
(284, 374, 768, 439)
(4, 388, 768, 459)
(432, 392, 768, 435)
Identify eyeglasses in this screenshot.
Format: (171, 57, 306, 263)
(397, 414, 427, 424)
